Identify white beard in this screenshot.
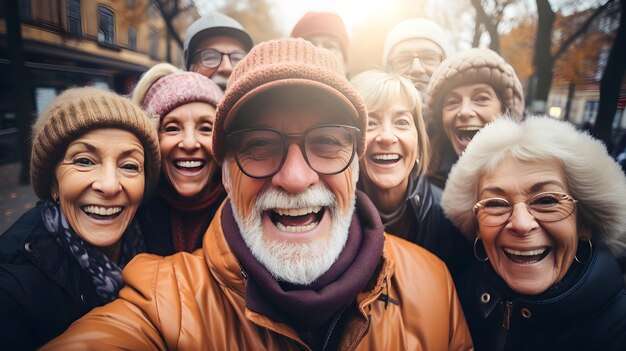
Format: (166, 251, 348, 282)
(227, 178, 356, 285)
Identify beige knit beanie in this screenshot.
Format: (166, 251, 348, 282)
(382, 18, 449, 70)
(426, 48, 525, 123)
(31, 87, 161, 199)
(212, 37, 367, 165)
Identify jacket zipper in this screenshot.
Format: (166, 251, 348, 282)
(495, 300, 512, 351)
(321, 306, 347, 351)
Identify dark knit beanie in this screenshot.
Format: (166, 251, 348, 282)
(213, 37, 367, 165)
(31, 87, 161, 199)
(426, 48, 525, 123)
(291, 12, 350, 59)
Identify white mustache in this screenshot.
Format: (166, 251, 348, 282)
(254, 184, 336, 213)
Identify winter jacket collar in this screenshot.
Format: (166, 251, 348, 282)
(220, 191, 385, 333)
(473, 240, 623, 325)
(203, 193, 395, 348)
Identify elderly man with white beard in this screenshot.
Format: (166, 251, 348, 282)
(43, 38, 473, 351)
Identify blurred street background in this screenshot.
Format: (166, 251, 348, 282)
(0, 0, 624, 231)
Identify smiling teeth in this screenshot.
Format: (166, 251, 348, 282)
(372, 154, 400, 161)
(176, 160, 204, 168)
(274, 206, 322, 217)
(276, 221, 319, 233)
(457, 126, 481, 132)
(504, 248, 547, 256)
(83, 206, 122, 216)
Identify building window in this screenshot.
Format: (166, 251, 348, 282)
(128, 27, 137, 50)
(150, 29, 159, 59)
(148, 1, 158, 18)
(98, 6, 115, 45)
(67, 0, 81, 36)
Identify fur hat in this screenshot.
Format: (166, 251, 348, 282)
(212, 38, 367, 165)
(382, 18, 449, 69)
(291, 12, 349, 59)
(31, 87, 161, 199)
(426, 48, 525, 122)
(139, 70, 224, 120)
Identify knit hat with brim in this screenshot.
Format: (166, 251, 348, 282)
(291, 12, 350, 59)
(212, 38, 367, 165)
(31, 87, 161, 200)
(426, 48, 525, 124)
(142, 71, 224, 119)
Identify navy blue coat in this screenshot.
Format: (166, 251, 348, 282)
(458, 241, 626, 351)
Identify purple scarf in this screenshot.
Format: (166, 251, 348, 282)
(222, 190, 385, 332)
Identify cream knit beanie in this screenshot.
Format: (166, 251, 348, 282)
(382, 18, 449, 70)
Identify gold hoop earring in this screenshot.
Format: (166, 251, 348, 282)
(473, 236, 489, 262)
(574, 236, 593, 264)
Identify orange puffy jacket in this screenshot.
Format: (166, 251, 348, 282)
(43, 205, 473, 351)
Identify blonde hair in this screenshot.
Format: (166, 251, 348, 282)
(442, 116, 626, 257)
(131, 63, 181, 108)
(350, 70, 430, 175)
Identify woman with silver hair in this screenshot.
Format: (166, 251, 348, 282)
(442, 116, 626, 350)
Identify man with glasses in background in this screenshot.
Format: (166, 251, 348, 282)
(382, 18, 448, 99)
(183, 12, 253, 90)
(43, 38, 472, 351)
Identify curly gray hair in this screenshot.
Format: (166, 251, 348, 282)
(442, 115, 626, 257)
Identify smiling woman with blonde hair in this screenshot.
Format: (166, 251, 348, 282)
(443, 116, 626, 350)
(351, 70, 471, 272)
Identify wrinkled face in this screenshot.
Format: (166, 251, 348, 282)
(159, 102, 217, 200)
(442, 83, 503, 155)
(54, 129, 145, 247)
(477, 157, 580, 295)
(224, 95, 358, 285)
(362, 98, 418, 192)
(305, 34, 346, 70)
(190, 35, 248, 90)
(387, 38, 444, 94)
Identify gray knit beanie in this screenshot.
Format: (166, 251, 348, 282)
(426, 48, 525, 123)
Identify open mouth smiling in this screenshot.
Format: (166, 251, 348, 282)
(174, 159, 206, 172)
(455, 126, 482, 143)
(81, 205, 124, 220)
(268, 206, 325, 233)
(503, 247, 551, 264)
(370, 153, 402, 165)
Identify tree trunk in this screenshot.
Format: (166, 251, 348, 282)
(471, 0, 501, 53)
(563, 81, 575, 121)
(473, 21, 483, 47)
(592, 0, 626, 149)
(531, 0, 556, 113)
(6, 0, 33, 185)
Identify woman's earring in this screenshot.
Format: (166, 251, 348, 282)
(574, 236, 593, 264)
(473, 236, 489, 262)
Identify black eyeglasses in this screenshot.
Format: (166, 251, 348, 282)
(473, 192, 578, 227)
(193, 48, 247, 69)
(226, 124, 361, 179)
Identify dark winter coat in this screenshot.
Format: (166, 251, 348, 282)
(134, 192, 224, 256)
(458, 240, 626, 351)
(0, 204, 105, 350)
(404, 175, 472, 277)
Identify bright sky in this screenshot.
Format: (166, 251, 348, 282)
(198, 0, 405, 36)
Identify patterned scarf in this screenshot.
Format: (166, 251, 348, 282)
(41, 199, 145, 303)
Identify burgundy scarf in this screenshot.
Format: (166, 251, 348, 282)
(222, 190, 385, 332)
(161, 173, 226, 253)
